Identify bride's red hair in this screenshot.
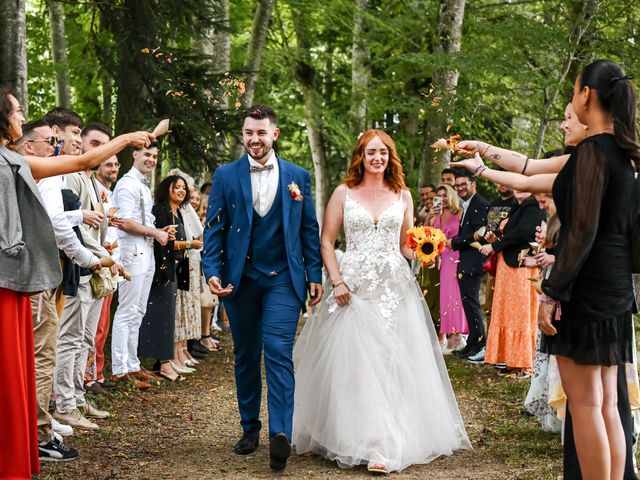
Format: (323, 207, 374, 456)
(342, 129, 407, 193)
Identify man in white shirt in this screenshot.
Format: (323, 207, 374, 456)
(110, 142, 171, 388)
(42, 109, 112, 432)
(18, 120, 82, 460)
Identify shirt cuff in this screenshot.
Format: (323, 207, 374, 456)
(66, 209, 84, 227)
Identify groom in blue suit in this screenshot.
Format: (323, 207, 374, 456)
(203, 105, 323, 471)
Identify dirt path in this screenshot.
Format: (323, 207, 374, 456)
(39, 332, 562, 480)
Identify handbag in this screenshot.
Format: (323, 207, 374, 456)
(482, 252, 497, 276)
(89, 267, 118, 298)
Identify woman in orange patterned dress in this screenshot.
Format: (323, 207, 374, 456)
(478, 190, 546, 375)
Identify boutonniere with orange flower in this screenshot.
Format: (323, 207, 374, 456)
(406, 226, 447, 267)
(288, 181, 303, 202)
(100, 190, 108, 204)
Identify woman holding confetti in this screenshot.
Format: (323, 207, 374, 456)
(292, 130, 470, 474)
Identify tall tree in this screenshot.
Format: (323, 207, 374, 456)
(351, 0, 369, 136)
(47, 0, 72, 108)
(0, 0, 28, 114)
(419, 0, 466, 188)
(287, 2, 330, 223)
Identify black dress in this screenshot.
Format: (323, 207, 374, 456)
(542, 133, 635, 366)
(138, 203, 185, 361)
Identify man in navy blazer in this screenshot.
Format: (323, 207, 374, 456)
(203, 105, 323, 471)
(450, 171, 489, 359)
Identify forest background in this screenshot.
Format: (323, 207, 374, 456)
(1, 0, 639, 218)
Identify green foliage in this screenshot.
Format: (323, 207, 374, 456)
(25, 0, 640, 200)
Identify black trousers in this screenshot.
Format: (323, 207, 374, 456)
(457, 271, 485, 349)
(564, 364, 637, 479)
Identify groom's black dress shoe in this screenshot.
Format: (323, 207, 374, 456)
(269, 433, 292, 471)
(234, 431, 260, 455)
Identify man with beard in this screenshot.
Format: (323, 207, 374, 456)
(203, 105, 322, 472)
(110, 142, 172, 389)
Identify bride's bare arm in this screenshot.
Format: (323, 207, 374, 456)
(321, 185, 351, 306)
(457, 140, 569, 175)
(399, 189, 416, 260)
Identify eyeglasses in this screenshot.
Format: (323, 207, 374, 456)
(454, 182, 470, 189)
(26, 136, 59, 147)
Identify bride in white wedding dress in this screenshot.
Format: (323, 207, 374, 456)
(292, 130, 471, 474)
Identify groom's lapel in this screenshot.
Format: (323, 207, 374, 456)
(279, 155, 292, 237)
(238, 155, 253, 224)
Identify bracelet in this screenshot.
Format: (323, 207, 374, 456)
(331, 280, 345, 289)
(473, 165, 488, 177)
(521, 156, 530, 175)
(480, 144, 490, 157)
(186, 240, 191, 250)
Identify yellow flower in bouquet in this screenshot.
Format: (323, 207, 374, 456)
(406, 226, 447, 267)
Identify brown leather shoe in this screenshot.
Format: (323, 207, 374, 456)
(109, 374, 128, 384)
(130, 369, 162, 382)
(131, 378, 152, 390)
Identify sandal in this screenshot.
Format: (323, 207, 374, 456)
(367, 462, 389, 475)
(200, 335, 220, 351)
(157, 370, 185, 382)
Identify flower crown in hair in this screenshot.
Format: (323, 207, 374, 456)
(609, 74, 635, 86)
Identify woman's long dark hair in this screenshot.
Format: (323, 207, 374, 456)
(154, 175, 190, 207)
(0, 86, 15, 145)
(580, 60, 640, 170)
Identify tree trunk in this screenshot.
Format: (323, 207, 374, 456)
(0, 0, 28, 114)
(47, 0, 72, 108)
(199, 0, 231, 171)
(419, 0, 466, 189)
(290, 8, 330, 225)
(232, 0, 275, 159)
(532, 0, 602, 157)
(101, 70, 113, 127)
(351, 0, 369, 136)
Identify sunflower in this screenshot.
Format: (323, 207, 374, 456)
(406, 226, 447, 267)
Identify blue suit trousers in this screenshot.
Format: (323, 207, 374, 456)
(223, 267, 302, 440)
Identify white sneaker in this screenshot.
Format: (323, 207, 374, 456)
(51, 417, 74, 437)
(467, 347, 486, 364)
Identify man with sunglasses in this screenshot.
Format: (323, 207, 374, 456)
(450, 171, 489, 360)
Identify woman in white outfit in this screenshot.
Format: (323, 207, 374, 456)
(292, 129, 471, 474)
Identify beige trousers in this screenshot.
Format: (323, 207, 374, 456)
(31, 289, 60, 442)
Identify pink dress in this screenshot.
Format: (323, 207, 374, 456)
(434, 214, 468, 335)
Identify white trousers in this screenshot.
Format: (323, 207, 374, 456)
(54, 280, 104, 413)
(111, 241, 155, 376)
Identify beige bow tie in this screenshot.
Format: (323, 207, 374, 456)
(250, 164, 273, 173)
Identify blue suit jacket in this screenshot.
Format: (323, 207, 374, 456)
(202, 154, 323, 303)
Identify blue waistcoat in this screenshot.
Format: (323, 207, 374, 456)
(245, 181, 288, 278)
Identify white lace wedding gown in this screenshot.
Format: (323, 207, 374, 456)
(292, 191, 472, 472)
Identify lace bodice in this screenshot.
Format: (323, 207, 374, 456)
(328, 190, 414, 326)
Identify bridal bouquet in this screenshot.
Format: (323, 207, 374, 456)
(406, 226, 447, 267)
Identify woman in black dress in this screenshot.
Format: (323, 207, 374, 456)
(452, 60, 639, 479)
(138, 175, 191, 381)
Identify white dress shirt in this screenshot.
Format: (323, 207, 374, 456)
(249, 151, 279, 217)
(37, 175, 99, 268)
(65, 209, 83, 227)
(112, 167, 156, 238)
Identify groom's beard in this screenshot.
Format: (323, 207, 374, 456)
(246, 143, 272, 162)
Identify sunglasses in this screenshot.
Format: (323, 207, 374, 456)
(27, 136, 60, 147)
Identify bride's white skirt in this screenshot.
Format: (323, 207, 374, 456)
(292, 274, 472, 472)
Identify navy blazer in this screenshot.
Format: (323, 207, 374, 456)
(202, 154, 323, 303)
(451, 193, 489, 276)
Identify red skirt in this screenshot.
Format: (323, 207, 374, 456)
(0, 288, 39, 479)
